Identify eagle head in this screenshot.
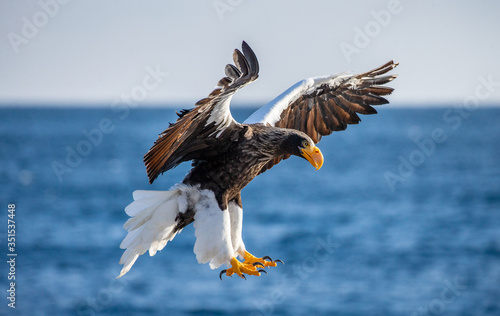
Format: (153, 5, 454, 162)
(281, 132, 324, 170)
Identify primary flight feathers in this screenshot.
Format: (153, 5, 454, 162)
(119, 41, 398, 279)
(144, 42, 397, 183)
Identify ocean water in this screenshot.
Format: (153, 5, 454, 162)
(1, 106, 499, 316)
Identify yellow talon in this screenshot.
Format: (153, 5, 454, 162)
(242, 251, 279, 268)
(223, 257, 261, 279)
(219, 252, 284, 280)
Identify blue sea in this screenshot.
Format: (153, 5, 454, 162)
(1, 106, 499, 316)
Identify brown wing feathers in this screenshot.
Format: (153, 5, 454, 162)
(216, 41, 259, 91)
(258, 60, 398, 174)
(143, 42, 259, 184)
(279, 60, 398, 141)
(144, 108, 205, 184)
(144, 42, 395, 181)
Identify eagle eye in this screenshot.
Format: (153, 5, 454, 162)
(302, 140, 309, 148)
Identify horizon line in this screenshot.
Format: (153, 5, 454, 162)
(0, 101, 499, 109)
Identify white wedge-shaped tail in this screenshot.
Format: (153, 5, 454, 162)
(118, 187, 186, 278)
(118, 183, 246, 278)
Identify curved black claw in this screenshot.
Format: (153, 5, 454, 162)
(253, 262, 265, 268)
(242, 274, 247, 280)
(258, 269, 267, 275)
(262, 256, 283, 265)
(219, 269, 227, 280)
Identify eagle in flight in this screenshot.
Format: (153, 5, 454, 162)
(118, 42, 398, 279)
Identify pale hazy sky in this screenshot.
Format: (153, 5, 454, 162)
(1, 0, 500, 107)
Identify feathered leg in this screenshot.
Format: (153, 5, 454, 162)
(218, 196, 282, 279)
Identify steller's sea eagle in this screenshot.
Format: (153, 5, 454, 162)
(118, 42, 398, 279)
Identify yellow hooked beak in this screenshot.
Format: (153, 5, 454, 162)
(301, 145, 324, 170)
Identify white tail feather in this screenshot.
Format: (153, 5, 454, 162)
(117, 188, 183, 278)
(118, 184, 236, 278)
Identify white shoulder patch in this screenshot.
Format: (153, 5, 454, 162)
(244, 73, 353, 126)
(206, 95, 235, 138)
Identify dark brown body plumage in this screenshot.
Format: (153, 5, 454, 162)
(173, 123, 311, 233)
(183, 124, 307, 208)
(142, 41, 398, 234)
(118, 41, 398, 280)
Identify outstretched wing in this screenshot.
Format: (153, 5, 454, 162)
(244, 60, 398, 174)
(144, 41, 259, 183)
